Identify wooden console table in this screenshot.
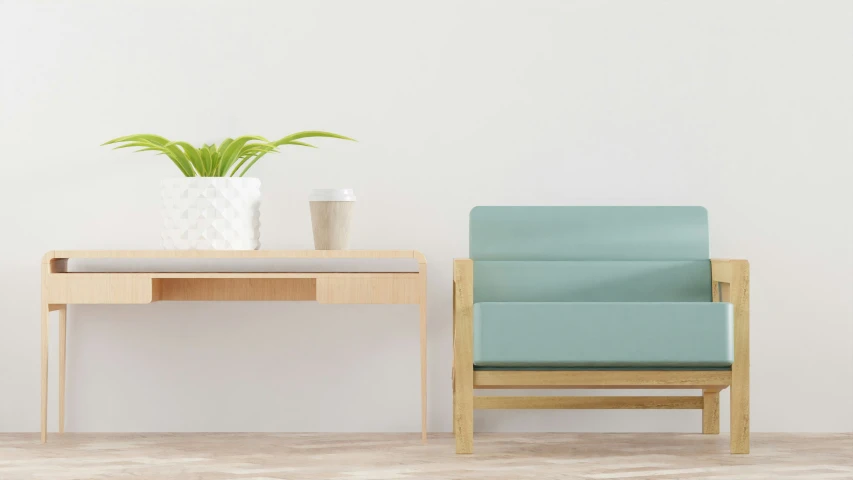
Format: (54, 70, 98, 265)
(40, 250, 428, 443)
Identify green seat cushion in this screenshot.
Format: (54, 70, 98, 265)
(473, 302, 733, 368)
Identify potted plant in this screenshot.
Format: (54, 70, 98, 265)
(103, 131, 353, 250)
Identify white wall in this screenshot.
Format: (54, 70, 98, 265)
(1, 0, 851, 434)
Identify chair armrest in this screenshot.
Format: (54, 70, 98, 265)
(453, 259, 474, 335)
(454, 258, 473, 289)
(710, 259, 749, 308)
(711, 259, 749, 285)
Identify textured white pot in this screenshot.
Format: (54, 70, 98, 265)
(161, 177, 261, 250)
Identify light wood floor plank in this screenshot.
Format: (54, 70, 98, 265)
(1, 433, 850, 479)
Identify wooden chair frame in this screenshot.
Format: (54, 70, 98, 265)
(452, 258, 749, 454)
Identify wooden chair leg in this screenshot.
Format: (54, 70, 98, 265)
(702, 389, 719, 434)
(730, 367, 750, 453)
(453, 368, 473, 454)
(453, 259, 474, 454)
(725, 261, 750, 454)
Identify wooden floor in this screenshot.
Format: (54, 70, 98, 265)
(1, 433, 851, 479)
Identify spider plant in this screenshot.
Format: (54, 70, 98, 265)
(102, 131, 354, 177)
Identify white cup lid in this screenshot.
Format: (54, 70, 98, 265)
(309, 189, 356, 202)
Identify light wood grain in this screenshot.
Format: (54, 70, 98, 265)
(703, 390, 720, 434)
(453, 259, 474, 454)
(474, 396, 703, 410)
(418, 262, 428, 443)
(47, 272, 422, 304)
(710, 258, 738, 284)
(40, 302, 48, 444)
(46, 274, 154, 304)
(474, 370, 732, 388)
(40, 259, 50, 444)
(451, 273, 457, 438)
(713, 259, 750, 454)
(154, 278, 317, 301)
(316, 274, 420, 304)
(58, 305, 67, 435)
(720, 282, 730, 304)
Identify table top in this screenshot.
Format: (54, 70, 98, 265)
(44, 250, 426, 263)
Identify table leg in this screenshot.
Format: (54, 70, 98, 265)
(58, 305, 67, 434)
(40, 303, 49, 443)
(420, 307, 427, 442)
(418, 263, 427, 443)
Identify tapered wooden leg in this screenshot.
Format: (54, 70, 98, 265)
(58, 305, 67, 434)
(40, 303, 49, 444)
(451, 283, 457, 437)
(418, 263, 428, 443)
(702, 389, 720, 434)
(453, 259, 473, 454)
(419, 299, 427, 443)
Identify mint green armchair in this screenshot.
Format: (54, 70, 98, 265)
(452, 206, 749, 454)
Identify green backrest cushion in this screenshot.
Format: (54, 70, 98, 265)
(474, 261, 711, 302)
(470, 206, 709, 260)
(470, 206, 712, 303)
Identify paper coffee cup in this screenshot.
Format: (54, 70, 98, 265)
(309, 189, 356, 250)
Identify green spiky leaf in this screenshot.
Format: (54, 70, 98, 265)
(103, 130, 352, 177)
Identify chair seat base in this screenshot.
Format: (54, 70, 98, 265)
(472, 369, 732, 389)
(475, 366, 731, 371)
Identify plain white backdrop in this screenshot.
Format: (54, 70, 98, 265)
(1, 1, 851, 433)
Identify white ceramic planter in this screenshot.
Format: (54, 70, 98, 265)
(160, 177, 261, 250)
